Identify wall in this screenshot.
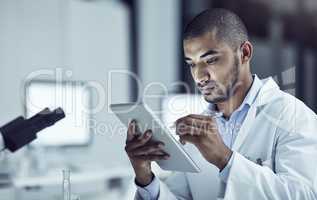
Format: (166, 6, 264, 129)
(137, 0, 181, 113)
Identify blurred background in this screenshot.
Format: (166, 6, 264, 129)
(0, 0, 316, 199)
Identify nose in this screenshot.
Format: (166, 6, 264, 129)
(195, 67, 210, 87)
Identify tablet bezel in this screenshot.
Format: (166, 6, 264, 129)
(110, 103, 201, 173)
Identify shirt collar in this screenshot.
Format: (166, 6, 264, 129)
(207, 74, 263, 113)
(238, 74, 263, 110)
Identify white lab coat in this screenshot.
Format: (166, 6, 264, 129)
(134, 77, 317, 200)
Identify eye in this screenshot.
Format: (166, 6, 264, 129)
(186, 63, 195, 68)
(206, 57, 218, 65)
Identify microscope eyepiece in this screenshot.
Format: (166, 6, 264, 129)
(50, 107, 66, 124)
(28, 107, 65, 132)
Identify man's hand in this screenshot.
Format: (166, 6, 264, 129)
(125, 120, 170, 186)
(175, 114, 232, 170)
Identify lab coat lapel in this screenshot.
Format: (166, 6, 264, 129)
(231, 104, 257, 151)
(232, 77, 280, 151)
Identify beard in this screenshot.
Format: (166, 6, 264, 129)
(203, 55, 240, 104)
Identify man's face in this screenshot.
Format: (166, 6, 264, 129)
(184, 31, 241, 104)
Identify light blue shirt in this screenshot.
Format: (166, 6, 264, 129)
(136, 75, 263, 200)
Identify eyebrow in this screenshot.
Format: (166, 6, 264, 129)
(185, 49, 219, 61)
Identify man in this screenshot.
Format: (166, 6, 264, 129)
(124, 8, 317, 199)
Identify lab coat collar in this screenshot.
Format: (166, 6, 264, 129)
(236, 74, 263, 112)
(232, 76, 280, 150)
(254, 77, 280, 107)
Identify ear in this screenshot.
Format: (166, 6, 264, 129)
(240, 41, 253, 64)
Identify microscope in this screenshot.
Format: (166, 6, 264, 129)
(0, 107, 65, 152)
(0, 108, 65, 198)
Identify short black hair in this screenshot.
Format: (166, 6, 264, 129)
(183, 8, 248, 49)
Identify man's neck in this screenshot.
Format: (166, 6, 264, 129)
(216, 74, 253, 119)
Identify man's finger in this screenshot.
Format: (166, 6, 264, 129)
(150, 150, 169, 156)
(176, 114, 213, 123)
(176, 115, 216, 129)
(127, 120, 135, 142)
(176, 125, 208, 136)
(125, 129, 152, 151)
(179, 135, 198, 145)
(179, 138, 186, 145)
(131, 143, 166, 156)
(126, 119, 139, 142)
(188, 114, 212, 120)
(137, 154, 170, 161)
(133, 149, 169, 157)
(176, 120, 217, 133)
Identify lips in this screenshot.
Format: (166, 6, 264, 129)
(201, 87, 215, 95)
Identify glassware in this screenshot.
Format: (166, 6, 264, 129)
(62, 169, 71, 200)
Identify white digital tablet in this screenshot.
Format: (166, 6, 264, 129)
(110, 103, 201, 173)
